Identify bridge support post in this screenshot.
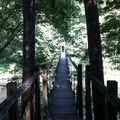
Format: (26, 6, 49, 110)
(84, 0, 105, 120)
(34, 66, 41, 120)
(7, 82, 19, 120)
(77, 64, 83, 119)
(107, 81, 118, 120)
(42, 65, 48, 118)
(85, 65, 92, 120)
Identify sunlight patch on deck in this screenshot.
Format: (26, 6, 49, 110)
(61, 52, 66, 58)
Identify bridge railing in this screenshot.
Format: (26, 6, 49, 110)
(85, 65, 120, 120)
(41, 51, 60, 118)
(0, 51, 60, 120)
(67, 53, 83, 119)
(67, 54, 120, 120)
(0, 71, 41, 120)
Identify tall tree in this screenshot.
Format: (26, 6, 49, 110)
(84, 0, 105, 120)
(22, 0, 35, 119)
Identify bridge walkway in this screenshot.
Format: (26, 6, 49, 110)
(48, 52, 81, 120)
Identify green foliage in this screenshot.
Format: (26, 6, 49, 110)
(99, 0, 120, 69)
(0, 0, 120, 75)
(0, 58, 12, 73)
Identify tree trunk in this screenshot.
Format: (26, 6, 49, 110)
(22, 0, 35, 120)
(84, 0, 106, 120)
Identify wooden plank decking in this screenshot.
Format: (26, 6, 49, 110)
(48, 54, 80, 120)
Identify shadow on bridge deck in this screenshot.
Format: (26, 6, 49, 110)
(46, 52, 81, 120)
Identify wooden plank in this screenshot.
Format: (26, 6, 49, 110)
(34, 66, 41, 120)
(85, 65, 92, 120)
(87, 71, 120, 113)
(108, 94, 120, 112)
(67, 54, 77, 70)
(7, 82, 19, 120)
(48, 56, 79, 119)
(21, 100, 31, 120)
(77, 64, 83, 118)
(42, 65, 48, 117)
(107, 81, 118, 120)
(0, 72, 40, 119)
(47, 51, 59, 69)
(87, 72, 107, 95)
